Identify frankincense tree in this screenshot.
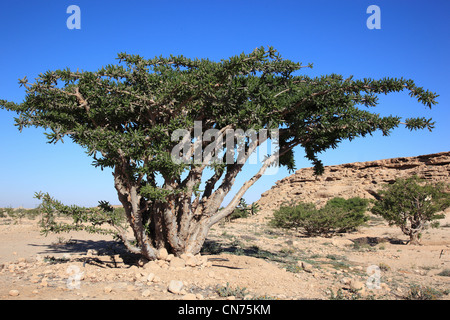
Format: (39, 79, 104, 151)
(0, 47, 439, 259)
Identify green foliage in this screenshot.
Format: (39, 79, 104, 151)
(0, 47, 439, 185)
(35, 192, 127, 238)
(0, 207, 41, 222)
(216, 282, 249, 299)
(371, 176, 450, 244)
(0, 47, 440, 257)
(227, 198, 260, 221)
(270, 197, 369, 237)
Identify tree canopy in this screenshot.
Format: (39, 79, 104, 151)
(0, 47, 439, 259)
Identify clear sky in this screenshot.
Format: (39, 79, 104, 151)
(0, 0, 449, 208)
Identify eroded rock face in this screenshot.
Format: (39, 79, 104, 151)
(257, 151, 450, 211)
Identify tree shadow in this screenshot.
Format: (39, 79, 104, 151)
(28, 239, 140, 267)
(351, 236, 406, 246)
(201, 239, 288, 264)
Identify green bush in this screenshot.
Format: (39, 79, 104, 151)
(269, 197, 369, 237)
(227, 198, 260, 222)
(371, 176, 450, 245)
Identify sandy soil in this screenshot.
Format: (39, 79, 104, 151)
(0, 209, 449, 300)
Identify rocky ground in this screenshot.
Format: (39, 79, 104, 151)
(1, 207, 449, 300)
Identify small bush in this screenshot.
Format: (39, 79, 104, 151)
(269, 197, 369, 237)
(371, 176, 450, 245)
(216, 282, 249, 299)
(437, 269, 450, 277)
(405, 285, 444, 300)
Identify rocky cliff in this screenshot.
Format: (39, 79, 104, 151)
(257, 151, 450, 212)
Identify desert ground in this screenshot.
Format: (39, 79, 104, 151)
(1, 208, 449, 300)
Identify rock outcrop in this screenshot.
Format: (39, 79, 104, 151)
(257, 151, 450, 212)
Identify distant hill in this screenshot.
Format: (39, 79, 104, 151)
(257, 151, 450, 213)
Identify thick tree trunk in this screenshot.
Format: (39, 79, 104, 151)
(402, 218, 423, 245)
(111, 135, 283, 260)
(114, 167, 213, 259)
(409, 232, 421, 245)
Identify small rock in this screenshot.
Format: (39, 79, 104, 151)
(157, 248, 169, 261)
(41, 278, 49, 287)
(185, 256, 198, 267)
(170, 257, 186, 269)
(168, 280, 184, 294)
(146, 273, 155, 282)
(9, 289, 20, 296)
(156, 259, 167, 267)
(143, 260, 160, 270)
(87, 249, 98, 256)
(62, 253, 71, 260)
(182, 293, 197, 300)
(142, 289, 152, 297)
(197, 255, 208, 266)
(349, 280, 365, 292)
(104, 286, 113, 293)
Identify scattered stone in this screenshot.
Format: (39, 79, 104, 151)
(87, 249, 98, 256)
(349, 280, 365, 292)
(142, 289, 152, 297)
(9, 289, 20, 296)
(41, 278, 49, 287)
(170, 257, 186, 269)
(143, 260, 160, 270)
(184, 254, 198, 267)
(196, 293, 204, 300)
(144, 273, 154, 282)
(157, 248, 169, 261)
(168, 280, 184, 294)
(104, 286, 113, 293)
(182, 293, 197, 300)
(156, 259, 167, 267)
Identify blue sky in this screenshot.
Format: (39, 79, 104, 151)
(0, 0, 449, 208)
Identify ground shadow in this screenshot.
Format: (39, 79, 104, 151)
(28, 239, 141, 266)
(351, 236, 407, 246)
